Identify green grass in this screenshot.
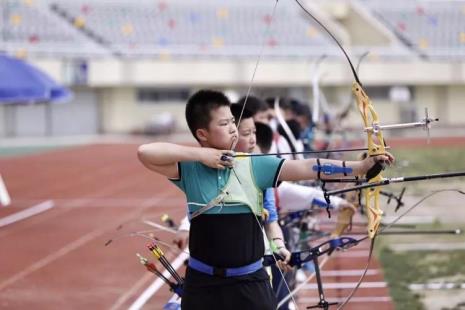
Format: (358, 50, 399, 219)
(372, 145, 465, 309)
(379, 247, 465, 310)
(388, 146, 465, 175)
(381, 146, 465, 195)
(376, 222, 465, 310)
(341, 145, 465, 190)
(378, 247, 425, 310)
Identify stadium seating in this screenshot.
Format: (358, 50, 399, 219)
(50, 0, 336, 57)
(359, 0, 465, 59)
(0, 0, 463, 59)
(0, 0, 108, 57)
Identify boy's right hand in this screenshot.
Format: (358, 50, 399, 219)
(200, 148, 235, 169)
(276, 247, 293, 272)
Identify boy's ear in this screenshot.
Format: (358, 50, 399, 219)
(196, 128, 209, 142)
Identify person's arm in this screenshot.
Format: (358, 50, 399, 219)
(264, 221, 292, 271)
(278, 153, 394, 182)
(263, 188, 278, 223)
(137, 142, 234, 178)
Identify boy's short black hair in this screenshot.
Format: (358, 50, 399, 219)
(264, 97, 275, 109)
(236, 95, 269, 115)
(185, 90, 231, 141)
(255, 122, 273, 154)
(265, 97, 291, 113)
(230, 104, 254, 126)
(293, 102, 312, 121)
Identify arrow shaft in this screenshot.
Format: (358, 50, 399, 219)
(345, 229, 461, 235)
(326, 171, 465, 196)
(235, 146, 391, 158)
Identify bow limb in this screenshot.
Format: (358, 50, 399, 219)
(336, 52, 369, 122)
(291, 2, 386, 308)
(329, 185, 362, 239)
(312, 53, 367, 129)
(311, 54, 327, 125)
(330, 204, 356, 238)
(293, 1, 388, 240)
(274, 97, 303, 159)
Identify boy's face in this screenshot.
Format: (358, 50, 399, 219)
(197, 106, 238, 149)
(234, 117, 256, 153)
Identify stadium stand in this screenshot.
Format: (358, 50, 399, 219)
(359, 0, 465, 59)
(50, 0, 338, 58)
(0, 0, 109, 57)
(1, 1, 465, 139)
(1, 0, 464, 60)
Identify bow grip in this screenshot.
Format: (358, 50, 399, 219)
(263, 252, 284, 267)
(366, 160, 385, 180)
(220, 154, 233, 162)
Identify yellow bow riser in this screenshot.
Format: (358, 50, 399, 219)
(352, 81, 386, 239)
(364, 180, 383, 239)
(352, 82, 386, 155)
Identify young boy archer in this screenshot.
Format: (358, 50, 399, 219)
(138, 89, 394, 309)
(172, 104, 292, 267)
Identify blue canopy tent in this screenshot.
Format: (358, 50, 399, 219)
(0, 54, 72, 104)
(0, 54, 73, 205)
(0, 54, 73, 137)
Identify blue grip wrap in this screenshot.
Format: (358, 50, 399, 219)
(312, 163, 353, 175)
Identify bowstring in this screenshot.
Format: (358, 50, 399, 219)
(234, 1, 279, 130)
(229, 1, 300, 308)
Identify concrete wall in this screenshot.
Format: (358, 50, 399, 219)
(29, 57, 465, 87)
(10, 58, 463, 137)
(50, 89, 99, 135)
(447, 86, 465, 125)
(99, 87, 188, 134)
(95, 82, 464, 137)
(83, 59, 465, 87)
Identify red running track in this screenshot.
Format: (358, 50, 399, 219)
(0, 144, 394, 309)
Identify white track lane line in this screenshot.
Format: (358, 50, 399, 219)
(302, 281, 387, 290)
(143, 220, 178, 234)
(0, 200, 54, 228)
(0, 195, 170, 291)
(0, 224, 103, 291)
(299, 296, 392, 303)
(0, 174, 11, 206)
(110, 273, 154, 310)
(128, 248, 189, 310)
(320, 269, 379, 277)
